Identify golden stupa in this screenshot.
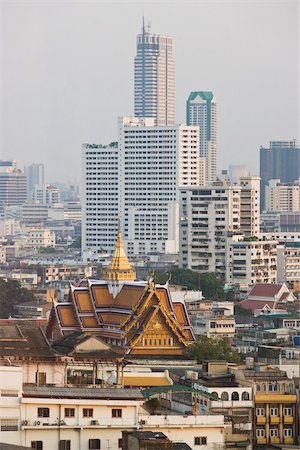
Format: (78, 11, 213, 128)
(103, 227, 136, 281)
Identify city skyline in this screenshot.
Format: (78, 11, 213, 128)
(0, 1, 297, 181)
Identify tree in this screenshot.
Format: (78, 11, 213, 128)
(188, 336, 241, 364)
(154, 268, 225, 300)
(0, 279, 37, 319)
(145, 398, 161, 414)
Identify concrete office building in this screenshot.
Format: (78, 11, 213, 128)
(119, 116, 200, 256)
(260, 140, 300, 211)
(186, 91, 217, 183)
(239, 176, 260, 236)
(134, 21, 175, 126)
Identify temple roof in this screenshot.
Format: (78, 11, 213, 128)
(103, 228, 136, 281)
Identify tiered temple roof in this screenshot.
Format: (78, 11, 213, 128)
(46, 232, 194, 356)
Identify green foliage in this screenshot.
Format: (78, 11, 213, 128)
(154, 268, 225, 300)
(69, 236, 81, 248)
(188, 336, 241, 364)
(0, 279, 37, 319)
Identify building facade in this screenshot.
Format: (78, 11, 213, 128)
(239, 176, 260, 237)
(0, 160, 26, 208)
(260, 140, 300, 211)
(134, 21, 175, 126)
(225, 237, 278, 288)
(119, 116, 200, 255)
(179, 183, 240, 275)
(186, 91, 217, 184)
(81, 143, 119, 258)
(24, 163, 45, 200)
(265, 179, 300, 212)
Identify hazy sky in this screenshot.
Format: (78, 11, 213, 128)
(0, 0, 298, 183)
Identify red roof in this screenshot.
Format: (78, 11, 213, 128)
(247, 283, 283, 298)
(279, 292, 289, 302)
(239, 299, 275, 313)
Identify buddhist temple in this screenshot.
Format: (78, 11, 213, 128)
(46, 230, 194, 356)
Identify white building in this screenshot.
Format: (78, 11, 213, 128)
(186, 92, 217, 184)
(265, 179, 300, 212)
(26, 227, 55, 249)
(25, 163, 45, 201)
(81, 143, 119, 258)
(32, 184, 60, 205)
(179, 183, 240, 275)
(119, 117, 200, 255)
(0, 363, 226, 450)
(226, 237, 278, 288)
(277, 241, 300, 292)
(134, 21, 175, 126)
(239, 176, 260, 237)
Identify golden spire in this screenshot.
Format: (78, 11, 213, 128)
(103, 223, 136, 281)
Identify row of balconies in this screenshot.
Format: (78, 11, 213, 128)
(257, 416, 294, 424)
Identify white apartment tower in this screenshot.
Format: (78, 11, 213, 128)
(239, 176, 260, 236)
(186, 92, 217, 183)
(81, 143, 119, 259)
(134, 20, 175, 126)
(119, 116, 200, 255)
(265, 179, 300, 212)
(179, 183, 241, 276)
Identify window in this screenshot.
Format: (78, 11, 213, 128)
(221, 392, 229, 401)
(31, 442, 43, 450)
(83, 409, 93, 417)
(256, 408, 265, 416)
(89, 440, 101, 449)
(59, 441, 71, 450)
(1, 419, 18, 431)
(37, 408, 49, 418)
(194, 437, 207, 445)
(283, 428, 293, 437)
(270, 407, 279, 416)
(118, 439, 122, 448)
(256, 429, 265, 438)
(284, 407, 292, 416)
(231, 392, 239, 401)
(270, 428, 278, 437)
(112, 409, 122, 418)
(65, 408, 75, 418)
(242, 391, 250, 400)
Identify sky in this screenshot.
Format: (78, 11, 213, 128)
(0, 0, 298, 183)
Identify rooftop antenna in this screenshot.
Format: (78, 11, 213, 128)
(147, 20, 151, 32)
(142, 16, 145, 34)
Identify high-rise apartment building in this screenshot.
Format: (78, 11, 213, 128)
(119, 117, 200, 255)
(24, 163, 44, 200)
(134, 21, 175, 126)
(239, 176, 260, 236)
(0, 161, 26, 208)
(179, 183, 241, 275)
(81, 143, 119, 259)
(265, 179, 300, 212)
(179, 177, 261, 277)
(186, 91, 217, 183)
(260, 140, 300, 211)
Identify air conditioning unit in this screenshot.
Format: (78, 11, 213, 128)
(140, 420, 146, 425)
(59, 420, 66, 425)
(22, 420, 30, 426)
(90, 420, 99, 425)
(35, 420, 41, 426)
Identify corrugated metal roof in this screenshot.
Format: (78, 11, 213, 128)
(23, 385, 143, 400)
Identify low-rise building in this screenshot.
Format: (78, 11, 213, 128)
(26, 227, 55, 249)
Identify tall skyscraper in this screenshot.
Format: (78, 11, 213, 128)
(260, 140, 300, 211)
(24, 163, 44, 200)
(186, 91, 217, 184)
(134, 20, 175, 126)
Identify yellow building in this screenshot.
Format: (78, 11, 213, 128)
(231, 365, 297, 446)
